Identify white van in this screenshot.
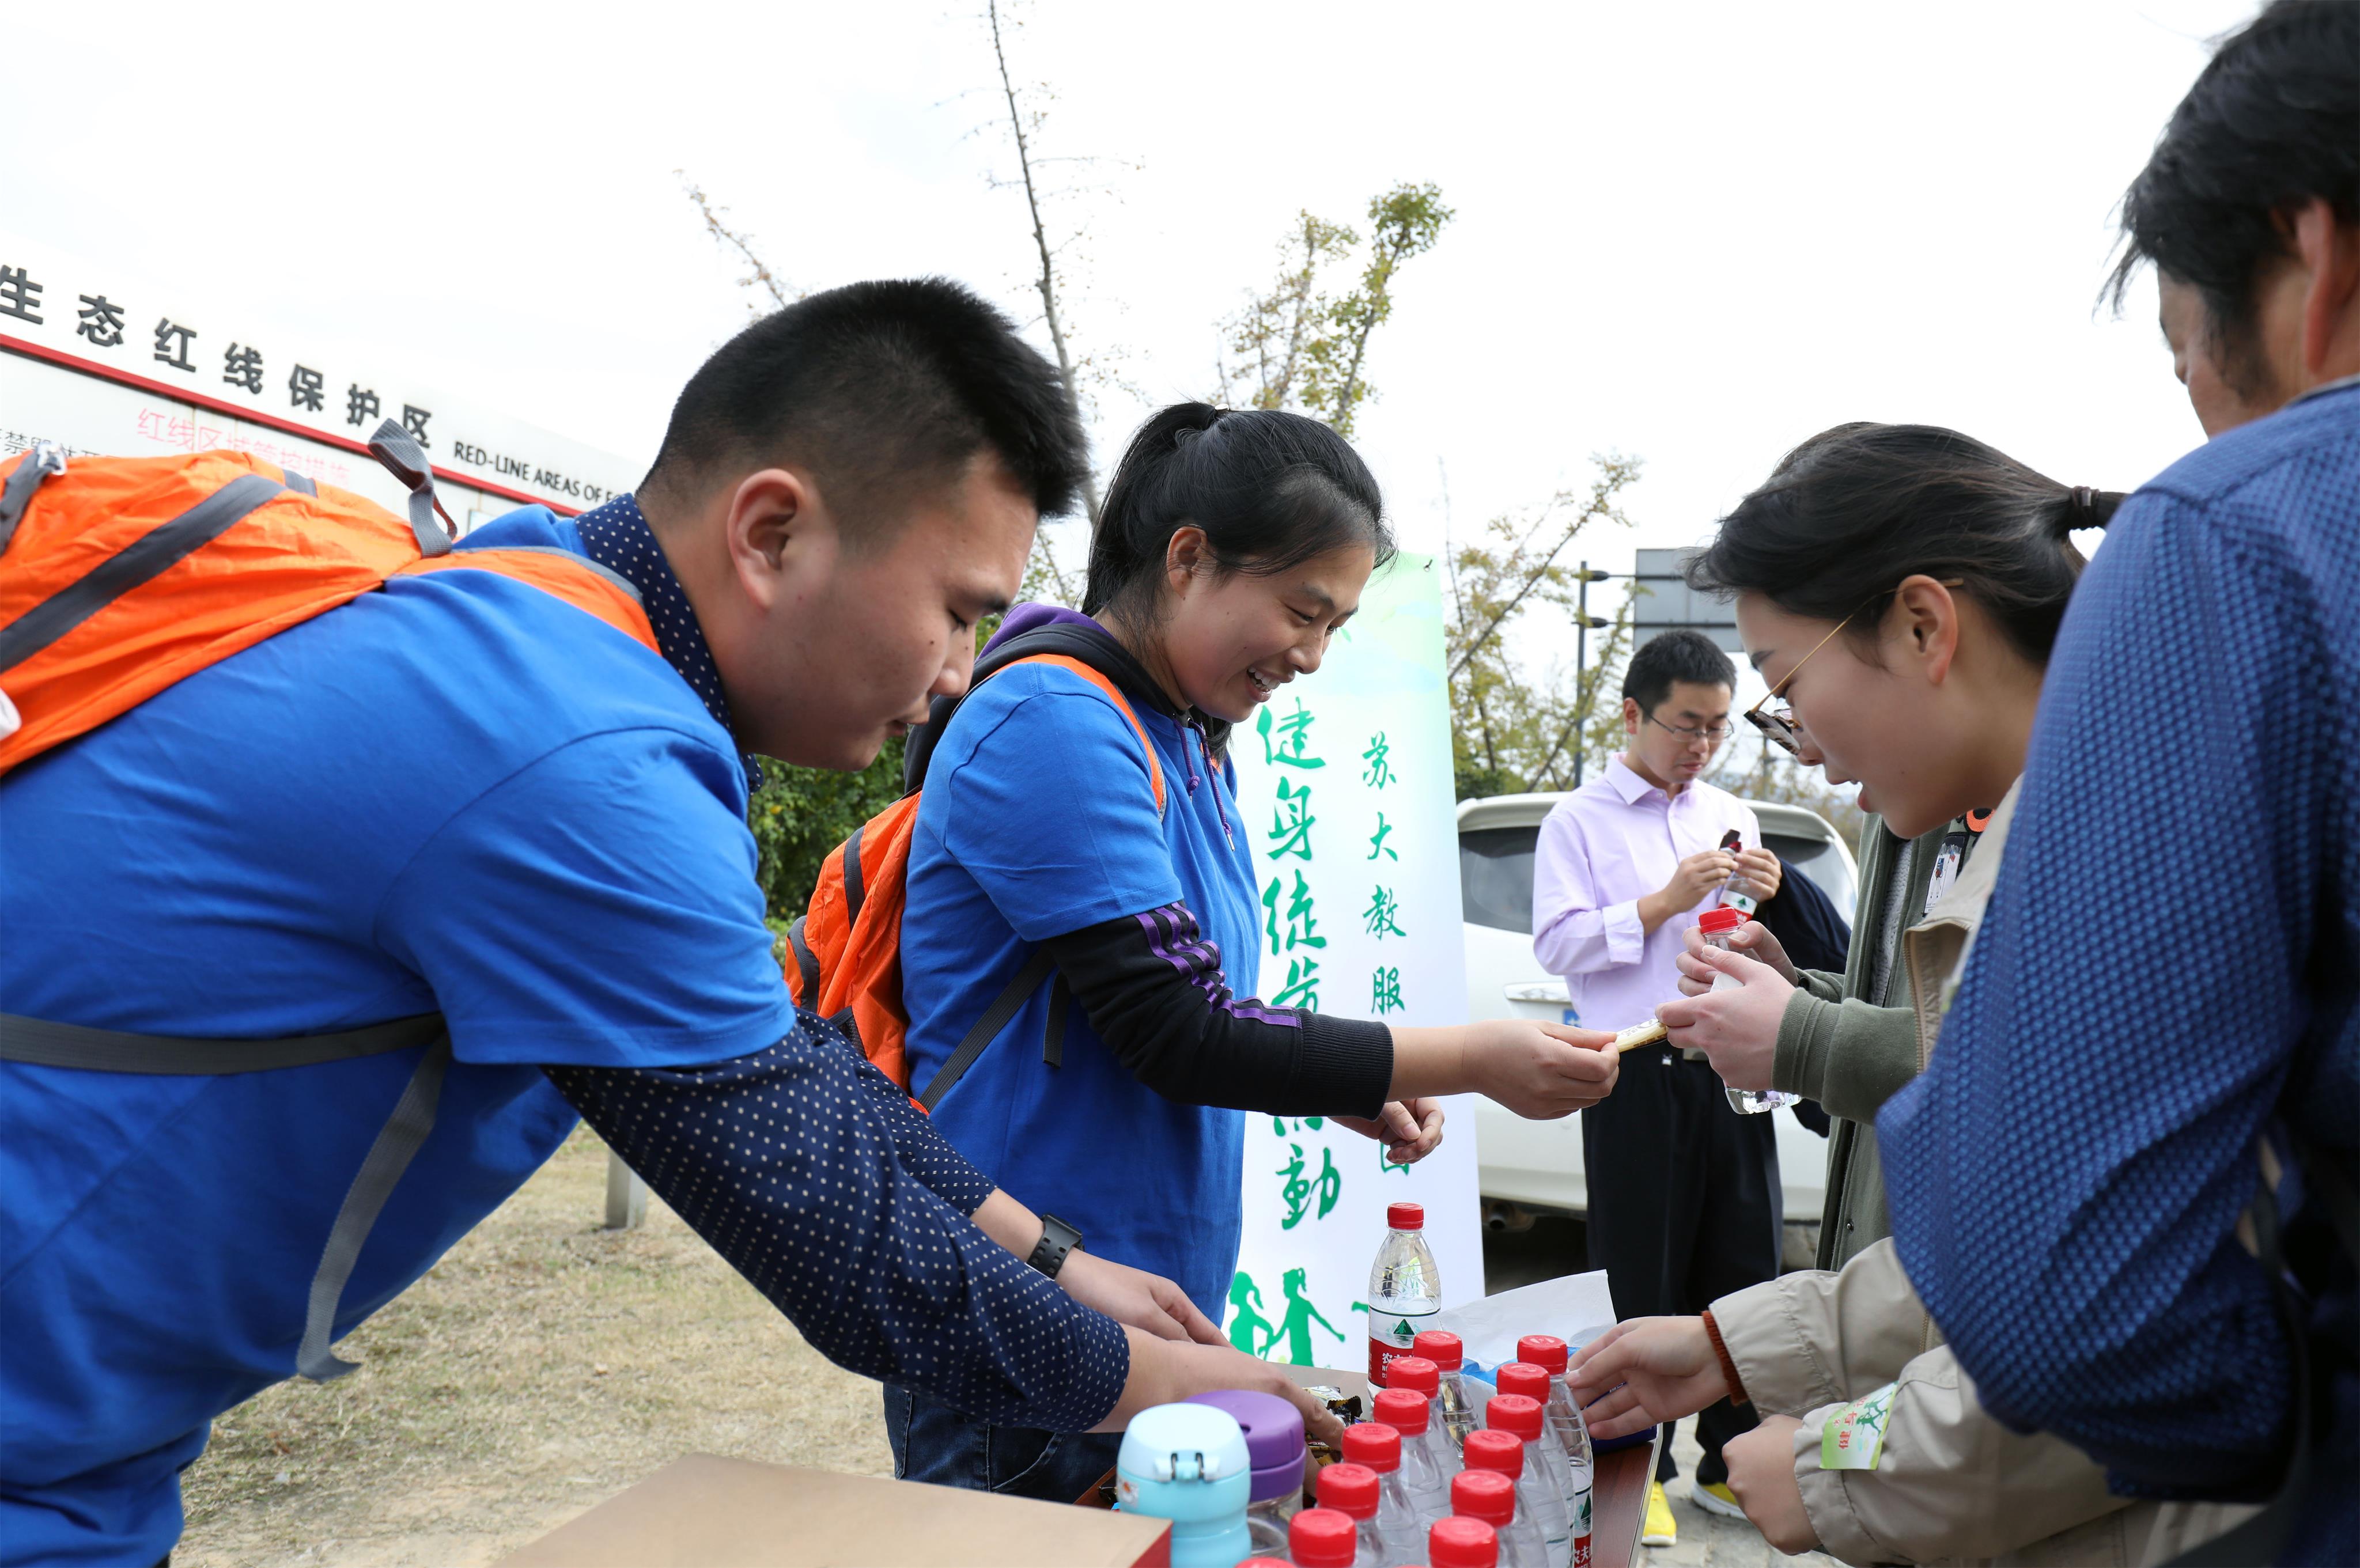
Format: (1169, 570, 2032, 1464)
(1457, 792, 1860, 1223)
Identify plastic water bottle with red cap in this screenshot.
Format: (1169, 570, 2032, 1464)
(1289, 1504, 1369, 1568)
(1412, 1330, 1482, 1456)
(1484, 1396, 1571, 1566)
(1451, 1452, 1550, 1568)
(1319, 1461, 1396, 1566)
(1516, 1335, 1594, 1568)
(1698, 906, 1795, 1115)
(1374, 1383, 1457, 1521)
(1368, 1202, 1442, 1388)
(1429, 1514, 1502, 1568)
(1495, 1365, 1584, 1566)
(1342, 1422, 1428, 1566)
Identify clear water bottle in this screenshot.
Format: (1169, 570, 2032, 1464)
(1412, 1331, 1481, 1455)
(1719, 830, 1761, 916)
(1369, 1202, 1443, 1387)
(1451, 1459, 1549, 1568)
(1516, 1336, 1594, 1568)
(1699, 906, 1795, 1115)
(1316, 1464, 1390, 1567)
(1484, 1397, 1570, 1565)
(1291, 1504, 1369, 1568)
(1430, 1514, 1503, 1568)
(1374, 1385, 1457, 1521)
(1342, 1423, 1429, 1567)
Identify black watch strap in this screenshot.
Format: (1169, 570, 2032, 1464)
(1028, 1213, 1083, 1279)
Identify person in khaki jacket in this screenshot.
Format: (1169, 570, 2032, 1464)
(1568, 422, 2249, 1565)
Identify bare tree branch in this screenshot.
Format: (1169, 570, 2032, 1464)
(987, 0, 1102, 527)
(677, 173, 799, 312)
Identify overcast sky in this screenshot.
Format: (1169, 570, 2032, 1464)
(14, 0, 2252, 680)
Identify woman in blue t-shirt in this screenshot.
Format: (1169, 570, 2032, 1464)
(890, 403, 1620, 1499)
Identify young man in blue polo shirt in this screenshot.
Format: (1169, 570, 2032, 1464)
(0, 281, 1322, 1566)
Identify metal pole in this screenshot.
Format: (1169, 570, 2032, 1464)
(1575, 560, 1589, 787)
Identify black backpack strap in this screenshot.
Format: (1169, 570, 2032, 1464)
(785, 918, 822, 1005)
(1043, 972, 1072, 1069)
(917, 946, 1057, 1112)
(841, 832, 867, 924)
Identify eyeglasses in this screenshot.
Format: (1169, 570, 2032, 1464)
(1643, 712, 1735, 745)
(1743, 606, 1861, 758)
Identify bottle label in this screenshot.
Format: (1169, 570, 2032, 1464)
(1366, 1312, 1436, 1384)
(1572, 1487, 1593, 1568)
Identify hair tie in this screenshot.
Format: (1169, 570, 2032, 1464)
(2068, 486, 2099, 528)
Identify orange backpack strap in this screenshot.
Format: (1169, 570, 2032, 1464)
(397, 548, 658, 655)
(1008, 651, 1167, 817)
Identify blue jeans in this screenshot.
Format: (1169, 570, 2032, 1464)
(882, 1384, 1124, 1505)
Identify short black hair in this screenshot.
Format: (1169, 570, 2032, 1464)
(641, 278, 1089, 536)
(2106, 0, 2360, 369)
(1686, 423, 2119, 668)
(1622, 630, 1735, 715)
(1082, 403, 1391, 622)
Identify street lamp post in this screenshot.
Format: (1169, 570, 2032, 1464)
(1571, 560, 1614, 786)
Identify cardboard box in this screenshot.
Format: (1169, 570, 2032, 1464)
(498, 1454, 1170, 1568)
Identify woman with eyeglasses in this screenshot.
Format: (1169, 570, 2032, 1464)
(1564, 424, 2249, 1565)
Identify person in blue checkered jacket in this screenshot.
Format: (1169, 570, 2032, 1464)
(1877, 5, 2359, 1562)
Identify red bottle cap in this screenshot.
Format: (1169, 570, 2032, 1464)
(1463, 1427, 1526, 1477)
(1495, 1361, 1551, 1403)
(1288, 1507, 1360, 1567)
(1373, 1387, 1431, 1434)
(1429, 1514, 1502, 1568)
(1412, 1330, 1463, 1370)
(1487, 1393, 1545, 1442)
(1387, 1201, 1425, 1230)
(1316, 1462, 1379, 1521)
(1342, 1421, 1402, 1474)
(1700, 905, 1747, 933)
(1386, 1354, 1440, 1395)
(1517, 1334, 1569, 1374)
(1451, 1465, 1518, 1525)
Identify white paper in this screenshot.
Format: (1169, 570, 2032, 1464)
(1428, 1268, 1618, 1373)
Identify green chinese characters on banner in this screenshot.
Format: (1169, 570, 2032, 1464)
(1222, 555, 1484, 1364)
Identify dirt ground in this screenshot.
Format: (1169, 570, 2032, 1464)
(176, 1126, 894, 1568)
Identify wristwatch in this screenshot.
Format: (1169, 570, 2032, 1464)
(1027, 1214, 1084, 1279)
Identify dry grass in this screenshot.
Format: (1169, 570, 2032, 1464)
(176, 1126, 893, 1568)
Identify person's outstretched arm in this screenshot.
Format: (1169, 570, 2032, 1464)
(1876, 479, 2340, 1501)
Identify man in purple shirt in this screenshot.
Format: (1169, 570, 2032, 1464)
(1531, 629, 1785, 1536)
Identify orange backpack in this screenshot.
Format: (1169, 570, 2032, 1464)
(784, 635, 1167, 1110)
(0, 425, 655, 772)
(0, 422, 660, 1381)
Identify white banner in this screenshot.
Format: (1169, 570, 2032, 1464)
(1224, 552, 1485, 1371)
(0, 230, 637, 528)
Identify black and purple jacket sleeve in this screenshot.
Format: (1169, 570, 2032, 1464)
(1041, 899, 1394, 1117)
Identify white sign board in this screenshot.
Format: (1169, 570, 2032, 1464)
(1224, 553, 1485, 1372)
(0, 231, 636, 530)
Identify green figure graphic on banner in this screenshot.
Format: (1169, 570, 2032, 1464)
(1226, 1270, 1276, 1357)
(1367, 811, 1398, 862)
(1257, 698, 1326, 769)
(1371, 967, 1404, 1016)
(1269, 778, 1317, 860)
(1273, 1267, 1345, 1364)
(1361, 731, 1395, 789)
(1277, 1141, 1343, 1229)
(1363, 885, 1405, 939)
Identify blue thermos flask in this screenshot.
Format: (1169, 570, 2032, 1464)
(1114, 1402, 1253, 1568)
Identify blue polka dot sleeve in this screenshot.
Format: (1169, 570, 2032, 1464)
(1877, 402, 2360, 1550)
(544, 1011, 1128, 1431)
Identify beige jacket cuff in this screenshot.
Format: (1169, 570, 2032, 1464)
(1708, 1242, 1927, 1418)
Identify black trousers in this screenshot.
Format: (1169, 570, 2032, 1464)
(1582, 1051, 1783, 1486)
